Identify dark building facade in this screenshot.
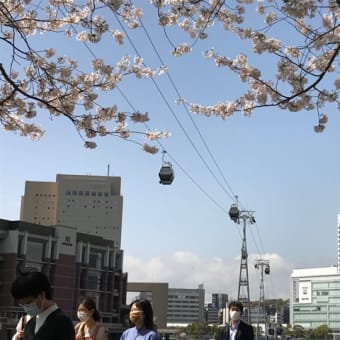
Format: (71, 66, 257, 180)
(0, 219, 127, 340)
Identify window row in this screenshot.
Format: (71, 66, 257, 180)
(35, 193, 56, 197)
(62, 205, 115, 209)
(65, 190, 109, 197)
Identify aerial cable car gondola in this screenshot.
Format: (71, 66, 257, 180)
(159, 150, 175, 185)
(228, 203, 240, 223)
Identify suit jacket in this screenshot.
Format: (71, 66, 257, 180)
(215, 320, 254, 340)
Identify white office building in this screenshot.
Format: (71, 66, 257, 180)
(20, 174, 123, 248)
(291, 266, 340, 331)
(290, 214, 340, 331)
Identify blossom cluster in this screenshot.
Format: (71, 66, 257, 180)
(153, 0, 339, 131)
(0, 0, 339, 154)
(0, 0, 172, 152)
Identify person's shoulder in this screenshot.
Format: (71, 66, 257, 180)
(97, 324, 108, 333)
(148, 329, 159, 340)
(120, 327, 135, 339)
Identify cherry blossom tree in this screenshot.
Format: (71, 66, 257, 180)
(0, 0, 339, 152)
(157, 0, 340, 133)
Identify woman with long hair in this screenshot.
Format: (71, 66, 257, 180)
(75, 297, 108, 340)
(120, 299, 159, 340)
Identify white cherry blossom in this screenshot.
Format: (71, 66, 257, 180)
(0, 0, 339, 153)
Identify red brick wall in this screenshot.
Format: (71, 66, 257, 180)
(53, 254, 75, 318)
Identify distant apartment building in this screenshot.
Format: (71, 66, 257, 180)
(207, 293, 228, 325)
(206, 303, 219, 324)
(0, 219, 127, 340)
(167, 284, 205, 326)
(250, 300, 289, 336)
(212, 293, 228, 310)
(20, 174, 123, 249)
(290, 266, 340, 331)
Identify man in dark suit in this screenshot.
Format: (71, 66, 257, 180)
(11, 271, 75, 340)
(215, 301, 254, 340)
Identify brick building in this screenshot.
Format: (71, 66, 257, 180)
(0, 219, 127, 340)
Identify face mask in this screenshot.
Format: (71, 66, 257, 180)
(22, 301, 42, 317)
(77, 311, 90, 322)
(129, 310, 143, 324)
(230, 310, 241, 321)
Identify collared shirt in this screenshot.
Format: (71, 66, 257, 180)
(229, 321, 240, 340)
(120, 326, 159, 340)
(35, 304, 58, 333)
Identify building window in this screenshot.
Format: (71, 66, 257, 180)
(88, 270, 101, 290)
(89, 252, 102, 269)
(26, 239, 45, 263)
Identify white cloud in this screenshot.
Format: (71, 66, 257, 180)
(123, 251, 293, 303)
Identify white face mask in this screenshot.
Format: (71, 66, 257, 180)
(230, 310, 241, 321)
(22, 301, 42, 316)
(77, 311, 90, 322)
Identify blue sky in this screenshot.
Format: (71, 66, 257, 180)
(1, 1, 339, 303)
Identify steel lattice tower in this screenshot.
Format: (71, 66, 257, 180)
(237, 214, 252, 324)
(254, 259, 270, 339)
(229, 203, 255, 325)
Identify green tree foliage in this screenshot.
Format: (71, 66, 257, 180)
(285, 324, 306, 338)
(309, 324, 332, 339)
(182, 322, 217, 339)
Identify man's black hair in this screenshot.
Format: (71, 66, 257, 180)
(228, 301, 244, 312)
(11, 271, 52, 300)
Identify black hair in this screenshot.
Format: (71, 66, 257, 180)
(228, 301, 244, 312)
(11, 271, 52, 300)
(130, 299, 156, 330)
(79, 297, 101, 322)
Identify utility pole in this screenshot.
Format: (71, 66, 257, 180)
(229, 202, 256, 324)
(254, 259, 270, 340)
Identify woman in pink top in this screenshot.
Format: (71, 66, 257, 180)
(75, 297, 108, 340)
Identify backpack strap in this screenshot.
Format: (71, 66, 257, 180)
(75, 322, 86, 336)
(21, 315, 26, 331)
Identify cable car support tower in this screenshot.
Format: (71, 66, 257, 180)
(229, 201, 256, 324)
(254, 259, 270, 340)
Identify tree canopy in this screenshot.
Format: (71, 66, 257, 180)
(1, 0, 339, 152)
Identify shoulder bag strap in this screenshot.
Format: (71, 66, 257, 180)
(21, 315, 26, 331)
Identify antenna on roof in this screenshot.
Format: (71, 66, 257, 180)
(107, 164, 110, 176)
